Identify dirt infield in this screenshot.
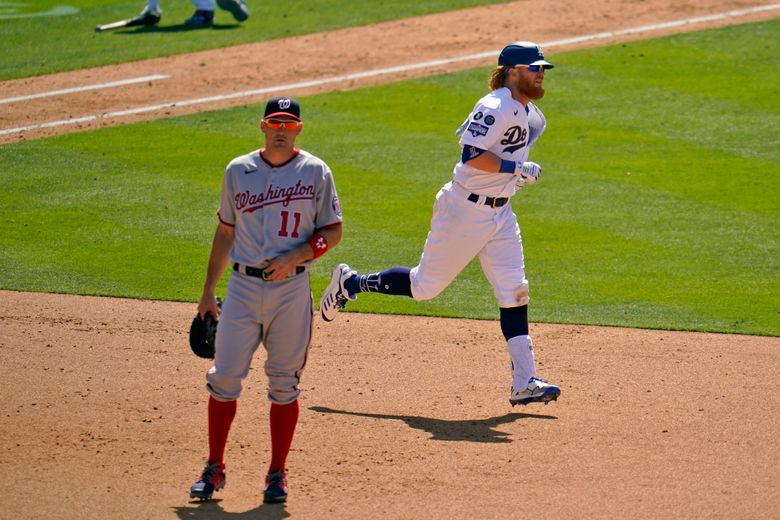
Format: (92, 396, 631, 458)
(2, 290, 778, 519)
(2, 1, 779, 519)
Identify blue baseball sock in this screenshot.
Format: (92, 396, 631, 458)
(344, 267, 412, 297)
(499, 305, 529, 341)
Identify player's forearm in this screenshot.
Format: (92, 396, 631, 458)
(313, 224, 342, 254)
(202, 224, 234, 294)
(464, 150, 504, 173)
(463, 148, 540, 182)
(299, 223, 342, 262)
(464, 149, 520, 175)
(268, 224, 343, 272)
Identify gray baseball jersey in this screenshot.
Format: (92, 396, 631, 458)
(207, 148, 342, 404)
(218, 148, 342, 267)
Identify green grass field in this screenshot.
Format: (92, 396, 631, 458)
(0, 0, 509, 80)
(1, 19, 778, 336)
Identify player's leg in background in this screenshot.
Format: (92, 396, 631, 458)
(186, 0, 215, 26)
(137, 0, 162, 24)
(216, 0, 249, 22)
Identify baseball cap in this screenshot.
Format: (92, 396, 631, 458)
(264, 97, 301, 121)
(498, 41, 554, 69)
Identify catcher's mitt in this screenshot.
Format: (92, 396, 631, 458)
(189, 297, 222, 359)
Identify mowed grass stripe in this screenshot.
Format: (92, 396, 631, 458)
(0, 0, 509, 80)
(0, 19, 777, 335)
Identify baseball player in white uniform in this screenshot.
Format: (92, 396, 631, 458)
(320, 41, 560, 407)
(189, 97, 343, 503)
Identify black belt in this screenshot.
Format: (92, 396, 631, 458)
(467, 193, 509, 208)
(233, 263, 305, 280)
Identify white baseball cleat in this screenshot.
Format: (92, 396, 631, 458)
(509, 377, 561, 406)
(320, 263, 357, 322)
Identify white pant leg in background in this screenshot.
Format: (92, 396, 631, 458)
(192, 0, 215, 10)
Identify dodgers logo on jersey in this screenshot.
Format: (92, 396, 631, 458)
(500, 126, 528, 154)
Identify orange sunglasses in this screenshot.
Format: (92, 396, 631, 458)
(264, 119, 302, 130)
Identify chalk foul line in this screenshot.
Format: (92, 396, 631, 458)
(0, 74, 171, 105)
(1, 3, 778, 137)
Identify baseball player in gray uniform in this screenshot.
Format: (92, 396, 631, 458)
(189, 97, 343, 503)
(320, 41, 560, 407)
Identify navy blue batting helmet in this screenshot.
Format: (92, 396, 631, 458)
(498, 41, 554, 69)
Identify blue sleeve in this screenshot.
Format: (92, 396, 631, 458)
(461, 145, 487, 163)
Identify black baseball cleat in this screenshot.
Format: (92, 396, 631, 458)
(263, 469, 288, 503)
(185, 9, 214, 27)
(131, 8, 162, 26)
(189, 461, 226, 500)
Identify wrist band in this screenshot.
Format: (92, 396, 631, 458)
(307, 233, 328, 259)
(499, 159, 516, 174)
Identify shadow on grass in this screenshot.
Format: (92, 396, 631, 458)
(113, 23, 242, 34)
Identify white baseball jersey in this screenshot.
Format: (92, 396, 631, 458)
(454, 86, 546, 198)
(409, 87, 546, 307)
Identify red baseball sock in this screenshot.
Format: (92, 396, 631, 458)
(208, 396, 237, 465)
(268, 400, 299, 473)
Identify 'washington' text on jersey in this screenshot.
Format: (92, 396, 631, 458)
(235, 181, 315, 213)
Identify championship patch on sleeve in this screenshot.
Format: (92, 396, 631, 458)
(467, 122, 489, 138)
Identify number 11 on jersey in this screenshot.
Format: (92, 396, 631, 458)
(278, 210, 301, 238)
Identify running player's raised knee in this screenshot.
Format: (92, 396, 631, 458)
(496, 281, 529, 307)
(409, 282, 445, 301)
(409, 268, 450, 301)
